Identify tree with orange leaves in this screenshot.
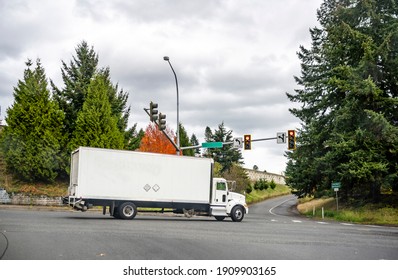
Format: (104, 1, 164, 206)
(138, 123, 177, 155)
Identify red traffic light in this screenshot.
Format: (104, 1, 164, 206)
(244, 134, 251, 150)
(288, 130, 296, 150)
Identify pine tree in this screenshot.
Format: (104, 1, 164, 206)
(204, 122, 243, 172)
(52, 41, 132, 173)
(69, 73, 125, 150)
(125, 124, 144, 151)
(286, 0, 398, 201)
(52, 41, 99, 136)
(190, 133, 200, 156)
(179, 123, 194, 156)
(1, 59, 64, 182)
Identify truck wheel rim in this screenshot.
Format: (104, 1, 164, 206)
(123, 205, 135, 217)
(235, 208, 243, 219)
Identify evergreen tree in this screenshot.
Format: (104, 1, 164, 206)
(52, 41, 99, 137)
(204, 122, 243, 172)
(69, 73, 124, 150)
(286, 0, 398, 201)
(1, 59, 64, 182)
(179, 123, 194, 156)
(52, 41, 132, 172)
(99, 67, 131, 141)
(125, 124, 144, 151)
(203, 126, 214, 158)
(204, 126, 213, 142)
(190, 133, 200, 156)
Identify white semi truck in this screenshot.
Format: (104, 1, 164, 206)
(63, 147, 248, 222)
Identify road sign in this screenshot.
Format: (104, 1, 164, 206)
(233, 137, 243, 149)
(202, 142, 223, 148)
(277, 132, 286, 144)
(331, 182, 341, 211)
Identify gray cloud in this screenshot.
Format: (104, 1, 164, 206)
(0, 0, 323, 173)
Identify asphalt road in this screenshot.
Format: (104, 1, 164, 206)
(1, 194, 398, 260)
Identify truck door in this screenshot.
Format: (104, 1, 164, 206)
(213, 181, 228, 205)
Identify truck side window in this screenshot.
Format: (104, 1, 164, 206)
(216, 182, 226, 191)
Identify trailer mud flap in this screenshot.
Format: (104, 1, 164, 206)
(109, 201, 115, 216)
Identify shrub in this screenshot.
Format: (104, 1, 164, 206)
(270, 179, 276, 190)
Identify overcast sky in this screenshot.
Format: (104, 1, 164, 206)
(0, 0, 323, 174)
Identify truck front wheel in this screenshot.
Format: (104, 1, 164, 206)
(118, 202, 137, 220)
(231, 205, 244, 222)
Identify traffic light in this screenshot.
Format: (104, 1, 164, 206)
(288, 130, 296, 150)
(244, 134, 251, 150)
(158, 113, 166, 131)
(149, 102, 158, 122)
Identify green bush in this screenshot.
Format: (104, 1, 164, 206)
(270, 179, 276, 190)
(253, 179, 269, 191)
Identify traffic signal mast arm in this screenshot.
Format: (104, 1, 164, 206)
(143, 107, 180, 153)
(223, 137, 278, 145)
(250, 137, 278, 142)
(181, 136, 278, 151)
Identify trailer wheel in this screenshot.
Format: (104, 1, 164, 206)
(118, 202, 137, 220)
(231, 205, 244, 222)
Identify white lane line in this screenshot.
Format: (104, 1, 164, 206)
(317, 222, 329, 225)
(292, 220, 302, 223)
(269, 197, 296, 217)
(340, 223, 354, 226)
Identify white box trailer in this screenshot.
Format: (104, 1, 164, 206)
(63, 147, 248, 222)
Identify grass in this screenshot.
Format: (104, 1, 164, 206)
(245, 184, 291, 205)
(12, 181, 68, 197)
(2, 179, 69, 197)
(298, 197, 398, 226)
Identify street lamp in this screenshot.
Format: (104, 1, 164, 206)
(163, 56, 180, 155)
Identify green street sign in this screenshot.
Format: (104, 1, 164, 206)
(331, 182, 341, 189)
(202, 142, 223, 148)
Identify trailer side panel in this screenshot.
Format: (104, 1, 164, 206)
(70, 147, 213, 205)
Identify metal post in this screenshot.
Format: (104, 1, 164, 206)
(163, 56, 180, 155)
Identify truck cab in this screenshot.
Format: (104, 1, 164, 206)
(211, 178, 248, 222)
